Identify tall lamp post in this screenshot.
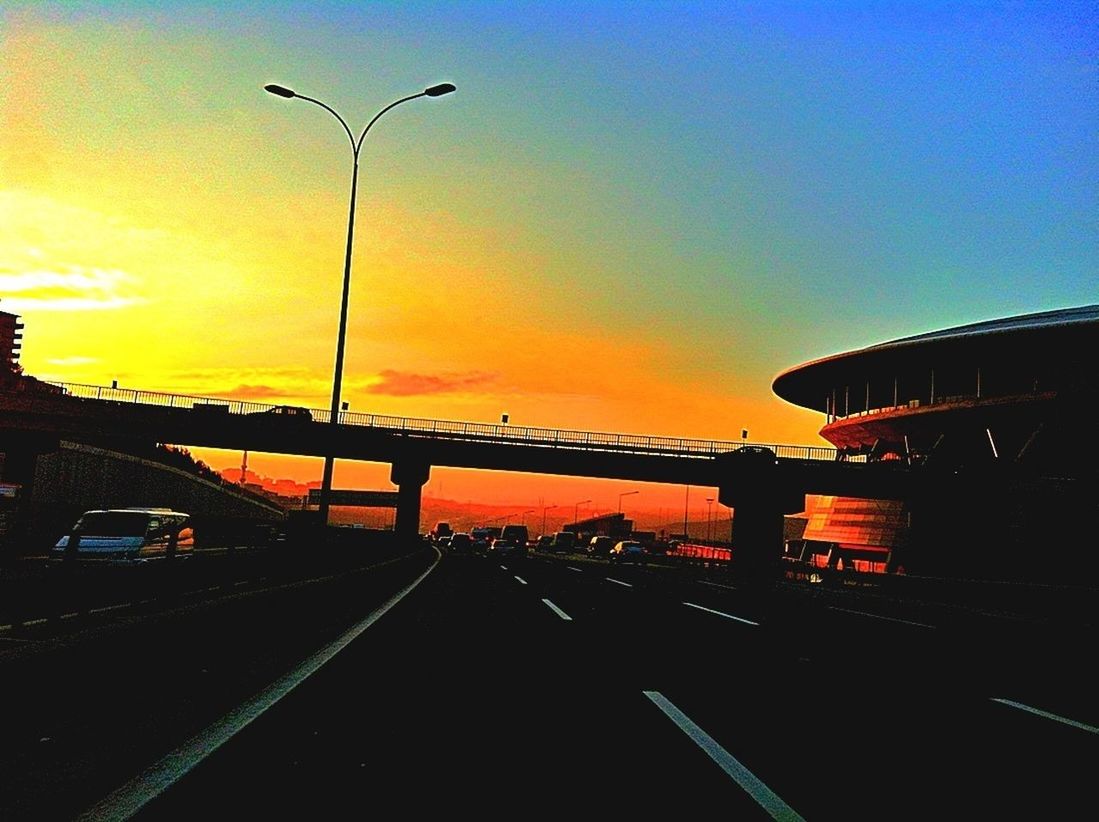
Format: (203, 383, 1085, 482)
(573, 499, 591, 527)
(706, 497, 714, 542)
(264, 80, 456, 526)
(617, 490, 639, 514)
(541, 504, 557, 537)
(520, 509, 535, 526)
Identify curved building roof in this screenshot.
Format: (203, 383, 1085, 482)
(773, 304, 1099, 412)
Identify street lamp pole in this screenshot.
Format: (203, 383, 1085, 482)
(264, 80, 456, 527)
(574, 499, 591, 527)
(617, 490, 639, 514)
(542, 504, 557, 537)
(521, 509, 535, 526)
(706, 497, 714, 542)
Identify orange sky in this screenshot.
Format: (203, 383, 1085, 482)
(6, 4, 1090, 511)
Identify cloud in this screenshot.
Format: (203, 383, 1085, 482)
(0, 264, 146, 311)
(364, 370, 497, 397)
(44, 356, 99, 366)
(220, 384, 291, 400)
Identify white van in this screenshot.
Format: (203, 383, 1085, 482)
(49, 507, 195, 568)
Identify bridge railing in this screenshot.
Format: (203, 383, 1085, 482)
(45, 381, 842, 461)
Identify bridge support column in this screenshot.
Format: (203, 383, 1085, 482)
(717, 448, 804, 586)
(390, 460, 430, 544)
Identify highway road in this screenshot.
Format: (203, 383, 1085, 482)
(3, 546, 1096, 820)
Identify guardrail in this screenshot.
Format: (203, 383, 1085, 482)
(45, 381, 842, 462)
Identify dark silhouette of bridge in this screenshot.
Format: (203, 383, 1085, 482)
(4, 381, 1072, 581)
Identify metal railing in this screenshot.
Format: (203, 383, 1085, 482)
(45, 381, 841, 462)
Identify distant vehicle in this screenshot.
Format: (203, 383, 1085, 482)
(536, 535, 554, 552)
(49, 508, 194, 569)
(251, 405, 313, 422)
(500, 524, 529, 547)
(587, 535, 615, 557)
(608, 540, 646, 564)
(487, 538, 527, 562)
(437, 535, 453, 550)
(431, 521, 453, 543)
(448, 533, 472, 555)
(550, 531, 577, 554)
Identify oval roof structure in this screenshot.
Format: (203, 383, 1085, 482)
(773, 304, 1099, 411)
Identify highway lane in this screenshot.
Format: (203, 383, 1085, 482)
(123, 551, 1096, 821)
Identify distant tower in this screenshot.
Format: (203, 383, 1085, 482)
(240, 450, 248, 484)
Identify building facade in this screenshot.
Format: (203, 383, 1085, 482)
(773, 305, 1099, 579)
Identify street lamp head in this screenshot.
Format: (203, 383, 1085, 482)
(264, 83, 296, 98)
(425, 83, 456, 97)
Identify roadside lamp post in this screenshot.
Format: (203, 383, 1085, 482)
(521, 509, 535, 526)
(542, 504, 557, 537)
(617, 490, 639, 514)
(706, 497, 714, 542)
(264, 80, 456, 527)
(574, 499, 591, 527)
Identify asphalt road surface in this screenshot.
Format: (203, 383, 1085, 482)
(4, 547, 1097, 820)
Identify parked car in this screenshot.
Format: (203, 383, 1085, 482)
(608, 540, 647, 564)
(49, 507, 195, 570)
(587, 535, 615, 557)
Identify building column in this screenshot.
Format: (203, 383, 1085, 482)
(717, 447, 804, 586)
(390, 459, 430, 544)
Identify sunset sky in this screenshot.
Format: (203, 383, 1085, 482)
(2, 2, 1095, 515)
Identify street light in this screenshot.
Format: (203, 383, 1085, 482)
(541, 504, 558, 537)
(706, 497, 714, 543)
(520, 509, 535, 526)
(617, 490, 639, 514)
(574, 499, 591, 526)
(264, 80, 456, 526)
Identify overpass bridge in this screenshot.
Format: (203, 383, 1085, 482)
(2, 381, 1059, 580)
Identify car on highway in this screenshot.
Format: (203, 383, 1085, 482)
(586, 536, 615, 557)
(49, 507, 195, 569)
(437, 535, 453, 551)
(550, 531, 577, 554)
(448, 532, 472, 555)
(608, 540, 647, 564)
(535, 535, 554, 552)
(250, 405, 313, 422)
(487, 538, 527, 562)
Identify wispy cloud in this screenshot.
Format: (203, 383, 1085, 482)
(364, 369, 497, 397)
(0, 264, 146, 311)
(44, 356, 99, 366)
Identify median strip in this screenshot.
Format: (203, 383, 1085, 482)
(989, 698, 1099, 734)
(682, 602, 759, 627)
(643, 691, 804, 821)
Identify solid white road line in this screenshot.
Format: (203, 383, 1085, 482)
(542, 598, 573, 621)
(567, 566, 583, 573)
(683, 601, 760, 627)
(828, 605, 935, 629)
(605, 577, 633, 588)
(989, 698, 1099, 734)
(514, 576, 528, 585)
(643, 691, 804, 821)
(75, 551, 443, 822)
(699, 579, 737, 591)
